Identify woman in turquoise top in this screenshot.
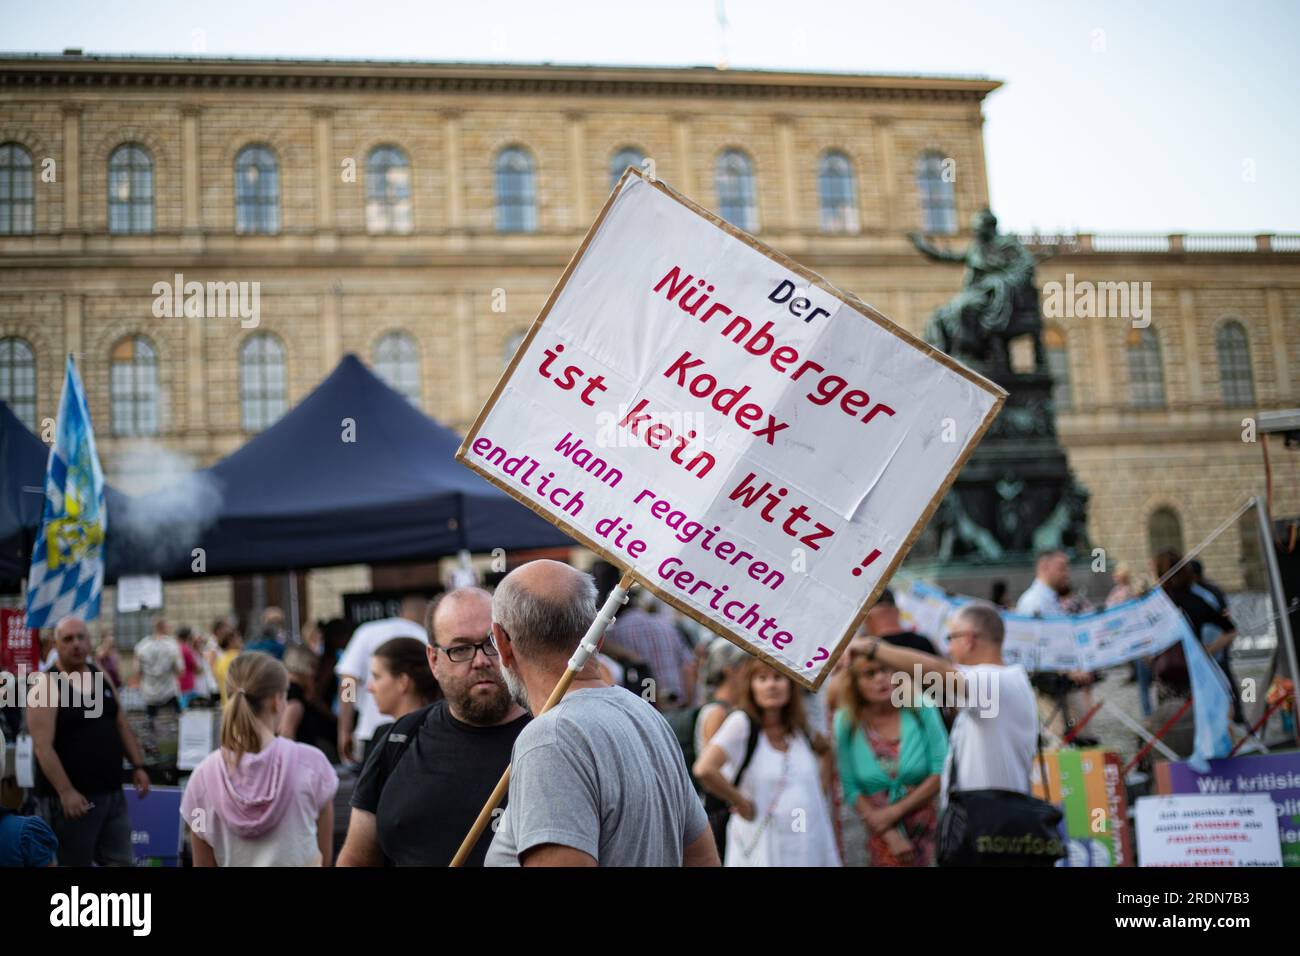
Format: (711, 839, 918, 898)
(834, 645, 948, 866)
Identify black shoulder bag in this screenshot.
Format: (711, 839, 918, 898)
(704, 714, 761, 860)
(936, 706, 1065, 867)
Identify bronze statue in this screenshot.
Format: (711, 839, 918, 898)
(910, 209, 1046, 375)
(909, 208, 1091, 566)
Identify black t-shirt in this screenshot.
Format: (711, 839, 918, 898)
(351, 699, 530, 867)
(1169, 587, 1235, 641)
(1155, 587, 1235, 693)
(880, 631, 939, 656)
(35, 664, 125, 799)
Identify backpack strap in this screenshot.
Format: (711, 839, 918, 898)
(732, 712, 762, 787)
(376, 703, 434, 788)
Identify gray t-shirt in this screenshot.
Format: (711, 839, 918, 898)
(484, 685, 708, 866)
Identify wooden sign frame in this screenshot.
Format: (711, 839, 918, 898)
(456, 166, 1006, 690)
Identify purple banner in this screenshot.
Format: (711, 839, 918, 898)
(1159, 752, 1300, 866)
(122, 785, 185, 866)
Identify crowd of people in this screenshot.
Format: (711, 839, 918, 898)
(0, 546, 1245, 868)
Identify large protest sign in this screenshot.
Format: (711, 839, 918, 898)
(456, 169, 1004, 688)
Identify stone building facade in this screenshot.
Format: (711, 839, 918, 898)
(1, 54, 1296, 635)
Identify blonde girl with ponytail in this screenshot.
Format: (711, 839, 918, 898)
(181, 652, 339, 866)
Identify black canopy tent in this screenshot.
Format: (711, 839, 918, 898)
(0, 400, 53, 588)
(108, 354, 572, 579)
(2, 355, 571, 589)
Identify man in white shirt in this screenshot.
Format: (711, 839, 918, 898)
(1015, 550, 1071, 617)
(335, 596, 428, 763)
(1015, 550, 1097, 734)
(860, 602, 1037, 809)
(135, 619, 184, 718)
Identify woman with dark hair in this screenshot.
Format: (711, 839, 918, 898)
(363, 637, 440, 760)
(834, 644, 947, 866)
(693, 660, 840, 866)
(181, 652, 338, 866)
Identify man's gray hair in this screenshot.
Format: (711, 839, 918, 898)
(492, 565, 597, 660)
(955, 602, 1005, 646)
(704, 637, 750, 688)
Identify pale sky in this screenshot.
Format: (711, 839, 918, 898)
(4, 0, 1298, 233)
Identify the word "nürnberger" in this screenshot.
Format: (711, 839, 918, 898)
(653, 265, 897, 429)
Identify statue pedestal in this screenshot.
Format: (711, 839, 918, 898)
(909, 368, 1090, 567)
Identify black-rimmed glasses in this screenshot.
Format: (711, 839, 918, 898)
(434, 636, 500, 664)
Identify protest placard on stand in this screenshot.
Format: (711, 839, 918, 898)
(1135, 794, 1283, 867)
(1156, 752, 1300, 866)
(456, 168, 1005, 688)
(1032, 748, 1132, 867)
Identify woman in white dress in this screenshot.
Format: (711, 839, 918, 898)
(694, 660, 841, 867)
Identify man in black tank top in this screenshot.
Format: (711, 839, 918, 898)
(27, 616, 151, 866)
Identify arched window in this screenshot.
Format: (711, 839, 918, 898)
(716, 149, 757, 231)
(1215, 320, 1255, 407)
(365, 145, 412, 234)
(818, 150, 858, 233)
(234, 144, 280, 235)
(1127, 328, 1166, 407)
(610, 147, 646, 189)
(1044, 326, 1072, 411)
(1147, 506, 1185, 557)
(239, 333, 286, 432)
(0, 143, 34, 235)
(915, 151, 956, 235)
(0, 337, 36, 429)
(495, 147, 537, 233)
(110, 335, 159, 436)
(108, 143, 153, 234)
(374, 331, 421, 405)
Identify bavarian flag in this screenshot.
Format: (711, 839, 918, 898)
(25, 355, 106, 627)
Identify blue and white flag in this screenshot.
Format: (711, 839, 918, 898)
(25, 356, 107, 627)
(1178, 617, 1235, 772)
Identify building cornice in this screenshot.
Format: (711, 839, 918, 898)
(0, 54, 1002, 103)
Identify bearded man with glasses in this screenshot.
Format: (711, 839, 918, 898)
(338, 587, 530, 867)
